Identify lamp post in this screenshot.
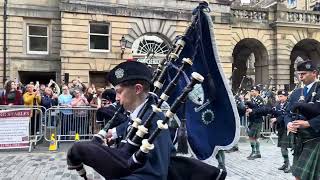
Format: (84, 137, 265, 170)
(119, 35, 127, 59)
(3, 0, 8, 86)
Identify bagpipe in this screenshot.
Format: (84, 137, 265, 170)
(67, 1, 238, 179)
(290, 81, 320, 120)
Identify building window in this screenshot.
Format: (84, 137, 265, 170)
(131, 35, 171, 64)
(89, 23, 110, 52)
(27, 25, 48, 54)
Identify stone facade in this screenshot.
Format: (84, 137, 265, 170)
(0, 0, 61, 86)
(0, 0, 320, 90)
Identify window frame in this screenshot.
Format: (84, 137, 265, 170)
(27, 24, 49, 55)
(88, 22, 111, 52)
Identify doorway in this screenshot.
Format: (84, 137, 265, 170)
(18, 71, 56, 85)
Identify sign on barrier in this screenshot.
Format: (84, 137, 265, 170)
(0, 109, 31, 149)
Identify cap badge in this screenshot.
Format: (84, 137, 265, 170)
(306, 64, 311, 69)
(115, 68, 124, 79)
(282, 91, 285, 94)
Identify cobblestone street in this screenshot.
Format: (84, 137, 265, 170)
(0, 139, 294, 180)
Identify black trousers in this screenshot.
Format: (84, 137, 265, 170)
(67, 137, 138, 179)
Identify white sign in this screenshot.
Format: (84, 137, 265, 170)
(0, 109, 31, 149)
(137, 58, 163, 65)
(241, 0, 251, 4)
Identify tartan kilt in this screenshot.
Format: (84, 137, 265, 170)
(247, 122, 262, 138)
(292, 140, 320, 180)
(277, 130, 294, 148)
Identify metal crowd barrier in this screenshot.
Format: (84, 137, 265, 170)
(44, 106, 98, 142)
(0, 105, 44, 152)
(261, 115, 277, 144)
(239, 114, 277, 144)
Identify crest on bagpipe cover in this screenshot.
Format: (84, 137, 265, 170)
(188, 84, 215, 125)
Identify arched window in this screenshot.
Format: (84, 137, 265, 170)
(132, 35, 171, 64)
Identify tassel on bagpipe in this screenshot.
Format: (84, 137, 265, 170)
(128, 72, 204, 168)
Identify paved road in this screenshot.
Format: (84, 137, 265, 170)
(0, 139, 294, 180)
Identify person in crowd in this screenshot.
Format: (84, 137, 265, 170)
(0, 80, 23, 105)
(48, 79, 61, 97)
(71, 90, 89, 107)
(58, 85, 73, 139)
(84, 87, 95, 104)
(23, 84, 41, 135)
(101, 88, 116, 106)
(59, 85, 73, 107)
(71, 90, 89, 136)
(40, 87, 58, 110)
(90, 88, 104, 108)
(23, 84, 41, 107)
(39, 84, 46, 97)
(69, 77, 86, 97)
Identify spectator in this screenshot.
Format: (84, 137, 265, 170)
(23, 84, 41, 107)
(101, 88, 116, 106)
(313, 2, 320, 11)
(23, 84, 41, 135)
(58, 85, 73, 139)
(58, 85, 73, 107)
(40, 87, 58, 110)
(71, 90, 89, 136)
(71, 90, 89, 107)
(69, 77, 86, 97)
(0, 80, 23, 105)
(39, 84, 46, 96)
(90, 88, 104, 109)
(16, 82, 25, 94)
(84, 87, 95, 104)
(48, 79, 61, 96)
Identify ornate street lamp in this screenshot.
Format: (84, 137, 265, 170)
(119, 35, 128, 59)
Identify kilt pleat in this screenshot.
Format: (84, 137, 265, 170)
(292, 141, 320, 180)
(277, 130, 294, 148)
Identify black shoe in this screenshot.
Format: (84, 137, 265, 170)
(218, 164, 227, 172)
(226, 146, 239, 153)
(248, 153, 261, 160)
(253, 153, 261, 158)
(247, 152, 255, 160)
(283, 166, 291, 173)
(278, 164, 286, 170)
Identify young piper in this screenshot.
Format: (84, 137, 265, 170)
(245, 86, 268, 160)
(67, 61, 174, 180)
(270, 90, 292, 173)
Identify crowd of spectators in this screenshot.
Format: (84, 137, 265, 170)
(0, 78, 117, 137)
(0, 78, 116, 109)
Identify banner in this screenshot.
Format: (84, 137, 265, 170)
(166, 4, 240, 160)
(0, 109, 31, 149)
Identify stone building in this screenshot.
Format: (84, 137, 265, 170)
(1, 0, 320, 90)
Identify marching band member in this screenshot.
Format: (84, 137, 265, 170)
(270, 90, 293, 173)
(285, 60, 320, 180)
(245, 86, 268, 160)
(67, 61, 174, 180)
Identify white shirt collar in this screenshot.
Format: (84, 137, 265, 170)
(129, 99, 147, 119)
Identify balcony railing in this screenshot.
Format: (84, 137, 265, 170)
(231, 7, 270, 21)
(286, 10, 320, 24)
